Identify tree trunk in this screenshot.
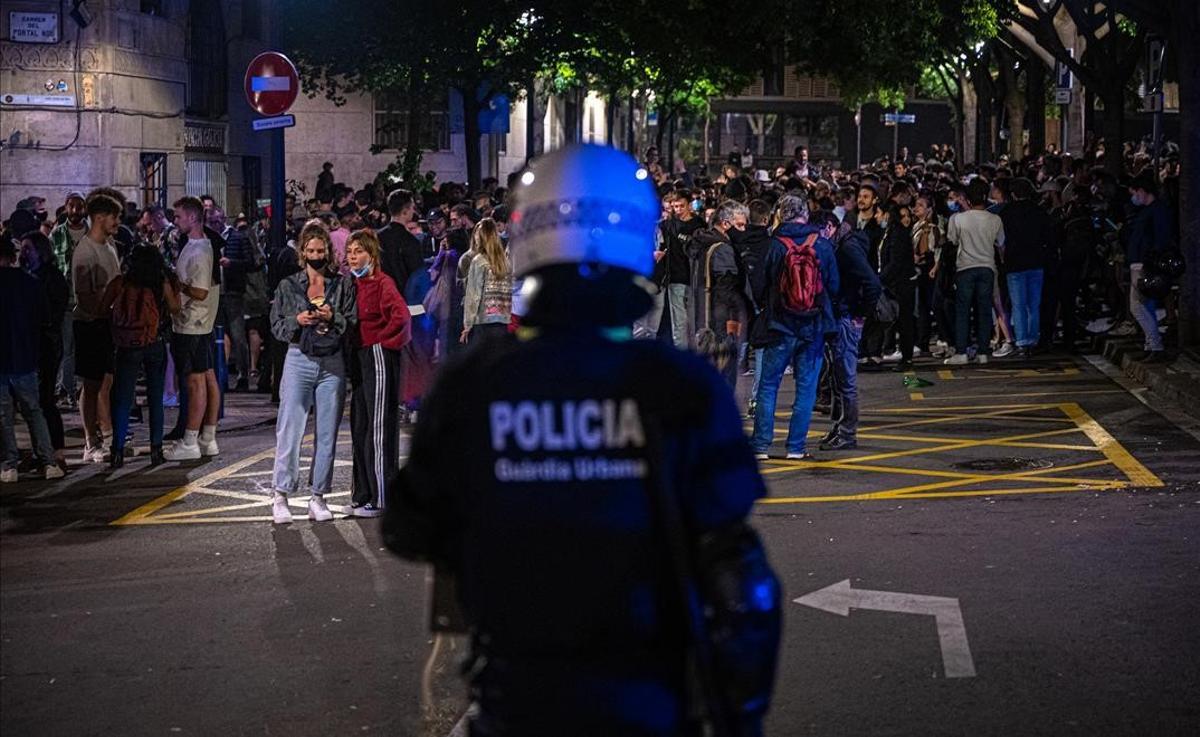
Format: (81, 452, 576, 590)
(1026, 63, 1046, 155)
(1176, 0, 1200, 348)
(654, 107, 669, 152)
(403, 77, 426, 184)
(1099, 87, 1124, 178)
(604, 88, 616, 145)
(459, 86, 484, 190)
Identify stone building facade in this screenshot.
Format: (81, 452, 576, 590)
(1, 0, 273, 217)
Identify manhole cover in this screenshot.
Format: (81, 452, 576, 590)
(952, 457, 1054, 472)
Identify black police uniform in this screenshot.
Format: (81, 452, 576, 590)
(383, 328, 778, 737)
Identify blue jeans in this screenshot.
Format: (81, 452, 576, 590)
(750, 348, 765, 400)
(751, 335, 824, 454)
(273, 346, 347, 495)
(828, 317, 863, 441)
(0, 372, 54, 468)
(955, 267, 995, 355)
(110, 342, 167, 454)
(1129, 263, 1163, 352)
(1007, 269, 1043, 348)
(666, 283, 690, 349)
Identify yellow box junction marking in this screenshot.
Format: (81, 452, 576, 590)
(754, 402, 1164, 505)
(111, 431, 362, 526)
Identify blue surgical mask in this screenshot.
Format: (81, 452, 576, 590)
(350, 260, 372, 278)
(946, 200, 961, 213)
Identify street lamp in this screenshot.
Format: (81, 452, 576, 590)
(1035, 0, 1061, 13)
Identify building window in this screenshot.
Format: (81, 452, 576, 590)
(140, 152, 168, 208)
(187, 0, 227, 118)
(140, 0, 164, 16)
(241, 0, 261, 40)
(373, 90, 451, 152)
(784, 114, 840, 159)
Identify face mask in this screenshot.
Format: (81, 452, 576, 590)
(946, 201, 961, 213)
(350, 260, 371, 278)
(306, 258, 328, 271)
(1130, 194, 1140, 207)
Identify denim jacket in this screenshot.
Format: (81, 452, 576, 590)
(270, 269, 357, 345)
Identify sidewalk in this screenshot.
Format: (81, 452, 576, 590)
(57, 390, 281, 456)
(1091, 334, 1200, 421)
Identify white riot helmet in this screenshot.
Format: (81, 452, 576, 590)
(509, 144, 660, 278)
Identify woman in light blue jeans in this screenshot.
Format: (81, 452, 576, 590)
(268, 222, 357, 524)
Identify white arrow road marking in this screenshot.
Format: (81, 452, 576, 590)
(794, 579, 977, 678)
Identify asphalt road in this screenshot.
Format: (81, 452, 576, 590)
(2, 351, 1198, 736)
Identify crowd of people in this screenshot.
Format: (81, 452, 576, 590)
(0, 137, 1184, 483)
(635, 138, 1183, 456)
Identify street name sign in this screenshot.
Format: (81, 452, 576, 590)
(252, 114, 296, 132)
(882, 113, 916, 125)
(794, 579, 977, 678)
(9, 12, 59, 44)
(244, 51, 300, 117)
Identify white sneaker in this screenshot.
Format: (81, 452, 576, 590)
(0, 468, 17, 483)
(272, 492, 293, 524)
(786, 452, 813, 460)
(163, 441, 201, 461)
(44, 465, 65, 480)
(913, 347, 922, 357)
(82, 445, 105, 463)
(199, 437, 219, 457)
(308, 495, 333, 522)
(975, 354, 989, 365)
(944, 353, 968, 365)
(882, 350, 903, 363)
(753, 452, 769, 461)
(993, 341, 1015, 358)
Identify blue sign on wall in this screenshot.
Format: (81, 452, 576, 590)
(478, 93, 511, 134)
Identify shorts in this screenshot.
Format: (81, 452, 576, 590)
(172, 332, 214, 376)
(73, 319, 114, 380)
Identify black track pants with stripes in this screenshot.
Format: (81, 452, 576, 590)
(350, 345, 402, 508)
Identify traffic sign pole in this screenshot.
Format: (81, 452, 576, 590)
(244, 49, 300, 257)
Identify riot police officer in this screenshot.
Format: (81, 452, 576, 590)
(383, 144, 781, 737)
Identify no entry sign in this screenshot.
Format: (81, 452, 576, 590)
(244, 51, 299, 117)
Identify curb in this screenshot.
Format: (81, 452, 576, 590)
(1090, 334, 1200, 420)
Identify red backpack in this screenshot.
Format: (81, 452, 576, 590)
(777, 233, 823, 315)
(111, 285, 160, 348)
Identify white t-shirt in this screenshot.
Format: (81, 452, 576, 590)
(947, 209, 1005, 273)
(173, 237, 219, 335)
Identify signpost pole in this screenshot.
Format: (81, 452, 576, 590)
(270, 127, 285, 254)
(892, 108, 899, 162)
(855, 106, 862, 169)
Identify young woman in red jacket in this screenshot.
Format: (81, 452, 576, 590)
(345, 229, 412, 517)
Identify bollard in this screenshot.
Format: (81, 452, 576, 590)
(213, 325, 227, 420)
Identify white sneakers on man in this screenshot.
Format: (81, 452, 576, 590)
(45, 464, 65, 480)
(0, 468, 17, 483)
(163, 440, 201, 461)
(272, 492, 293, 524)
(82, 445, 106, 463)
(198, 437, 219, 457)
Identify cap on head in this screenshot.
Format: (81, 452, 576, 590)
(509, 144, 659, 278)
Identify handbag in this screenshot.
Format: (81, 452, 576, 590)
(422, 269, 452, 321)
(695, 243, 737, 371)
(874, 289, 900, 324)
(299, 323, 342, 357)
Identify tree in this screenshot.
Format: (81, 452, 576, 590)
(1102, 0, 1200, 348)
(1009, 1, 1144, 177)
(286, 1, 571, 189)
